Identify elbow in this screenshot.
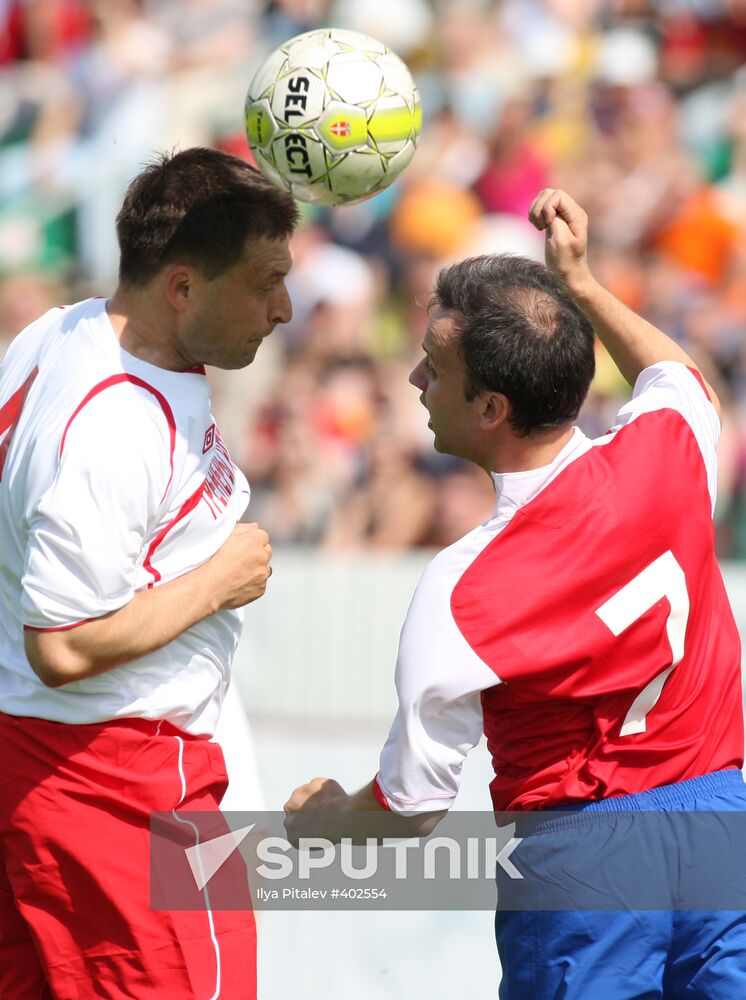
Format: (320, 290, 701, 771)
(35, 667, 81, 689)
(24, 631, 90, 687)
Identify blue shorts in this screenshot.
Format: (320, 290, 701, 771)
(496, 769, 746, 999)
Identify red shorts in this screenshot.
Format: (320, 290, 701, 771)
(0, 712, 256, 999)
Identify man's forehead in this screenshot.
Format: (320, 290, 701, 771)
(424, 308, 460, 354)
(242, 236, 293, 275)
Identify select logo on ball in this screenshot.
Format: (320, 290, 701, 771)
(283, 75, 311, 121)
(283, 134, 313, 178)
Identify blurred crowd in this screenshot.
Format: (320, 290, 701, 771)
(3, 0, 746, 553)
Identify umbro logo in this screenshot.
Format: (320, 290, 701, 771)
(203, 423, 216, 453)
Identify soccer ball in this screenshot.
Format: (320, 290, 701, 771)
(244, 28, 422, 206)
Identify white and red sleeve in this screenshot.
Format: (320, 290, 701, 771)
(22, 384, 172, 630)
(374, 526, 501, 814)
(613, 361, 720, 512)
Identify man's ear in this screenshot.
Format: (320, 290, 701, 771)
(164, 265, 193, 313)
(479, 391, 510, 431)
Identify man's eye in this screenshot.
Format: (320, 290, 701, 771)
(426, 359, 436, 376)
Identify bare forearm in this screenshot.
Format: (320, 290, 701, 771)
(284, 778, 445, 844)
(25, 562, 221, 685)
(25, 521, 272, 686)
(344, 782, 444, 838)
(529, 188, 721, 417)
(568, 273, 716, 395)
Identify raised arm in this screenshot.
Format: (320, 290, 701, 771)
(528, 188, 721, 421)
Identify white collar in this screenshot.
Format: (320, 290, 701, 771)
(489, 426, 591, 521)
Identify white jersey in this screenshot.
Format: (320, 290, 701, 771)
(0, 298, 250, 734)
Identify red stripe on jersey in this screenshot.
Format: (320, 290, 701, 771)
(142, 479, 206, 586)
(0, 371, 36, 433)
(371, 776, 392, 811)
(60, 375, 176, 506)
(24, 618, 94, 633)
(0, 366, 39, 480)
(686, 366, 712, 402)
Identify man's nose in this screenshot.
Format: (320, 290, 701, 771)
(270, 283, 293, 325)
(409, 359, 426, 390)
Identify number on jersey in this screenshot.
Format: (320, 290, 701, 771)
(595, 551, 689, 736)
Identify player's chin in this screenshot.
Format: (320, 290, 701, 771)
(230, 341, 262, 369)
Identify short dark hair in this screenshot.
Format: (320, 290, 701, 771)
(432, 255, 596, 437)
(116, 147, 299, 286)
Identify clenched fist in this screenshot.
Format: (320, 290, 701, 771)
(207, 522, 273, 610)
(528, 188, 592, 292)
(284, 777, 349, 846)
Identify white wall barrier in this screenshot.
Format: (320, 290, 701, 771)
(232, 552, 746, 721)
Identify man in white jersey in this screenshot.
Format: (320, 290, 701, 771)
(285, 190, 746, 997)
(0, 147, 298, 999)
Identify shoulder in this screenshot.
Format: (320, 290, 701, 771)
(409, 519, 501, 614)
(633, 360, 714, 399)
(56, 377, 176, 504)
(61, 374, 175, 450)
(614, 362, 719, 436)
(589, 361, 720, 515)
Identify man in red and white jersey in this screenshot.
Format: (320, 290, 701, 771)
(0, 148, 298, 998)
(285, 190, 746, 997)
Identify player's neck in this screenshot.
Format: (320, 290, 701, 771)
(107, 288, 194, 372)
(488, 424, 575, 474)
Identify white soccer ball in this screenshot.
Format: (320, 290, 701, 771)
(245, 28, 422, 206)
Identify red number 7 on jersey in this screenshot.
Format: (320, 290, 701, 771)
(595, 551, 690, 737)
(0, 366, 39, 482)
